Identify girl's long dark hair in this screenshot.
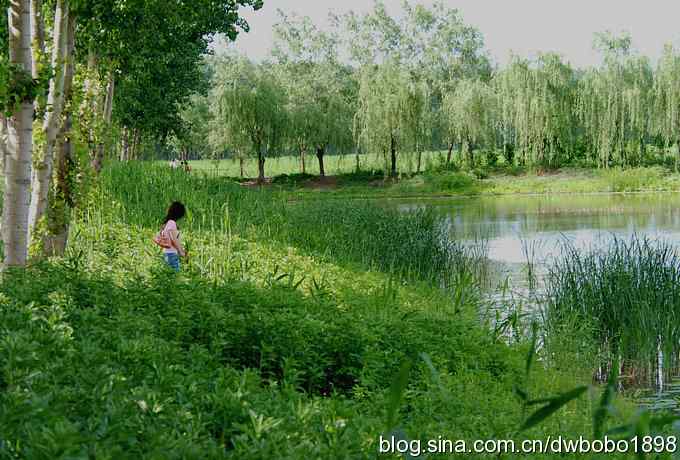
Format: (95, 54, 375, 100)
(163, 201, 186, 225)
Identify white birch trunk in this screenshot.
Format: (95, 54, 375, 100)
(29, 0, 45, 78)
(120, 127, 129, 161)
(92, 71, 114, 173)
(27, 0, 69, 244)
(81, 49, 99, 160)
(3, 0, 34, 267)
(44, 15, 76, 257)
(0, 116, 7, 173)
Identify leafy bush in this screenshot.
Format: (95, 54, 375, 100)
(424, 171, 476, 191)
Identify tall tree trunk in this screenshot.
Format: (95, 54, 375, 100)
(92, 71, 114, 173)
(446, 141, 454, 165)
(0, 116, 7, 173)
(29, 0, 45, 78)
(390, 135, 397, 178)
(129, 129, 135, 160)
(316, 145, 326, 178)
(3, 0, 34, 267)
(355, 151, 360, 173)
(43, 15, 76, 257)
(416, 148, 422, 174)
(82, 48, 99, 164)
(299, 145, 306, 174)
(129, 129, 140, 159)
(29, 0, 45, 116)
(28, 0, 69, 246)
(257, 149, 266, 183)
(239, 156, 244, 178)
(120, 127, 129, 161)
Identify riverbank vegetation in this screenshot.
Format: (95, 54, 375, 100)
(187, 157, 680, 199)
(545, 236, 680, 391)
(3, 0, 680, 457)
(3, 163, 654, 458)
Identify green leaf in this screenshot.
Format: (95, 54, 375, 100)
(386, 358, 413, 432)
(525, 321, 539, 379)
(419, 352, 443, 391)
(520, 386, 587, 432)
(593, 360, 619, 439)
(514, 385, 529, 402)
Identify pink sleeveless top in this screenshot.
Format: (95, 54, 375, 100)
(162, 220, 180, 254)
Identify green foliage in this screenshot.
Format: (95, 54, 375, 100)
(0, 59, 51, 116)
(653, 44, 680, 149)
(0, 0, 7, 60)
(423, 170, 476, 192)
(545, 236, 680, 383)
(577, 53, 653, 167)
(443, 79, 496, 164)
(605, 166, 665, 192)
(2, 161, 666, 457)
(214, 56, 287, 174)
(496, 54, 577, 167)
(354, 63, 429, 175)
(342, 0, 490, 80)
(76, 0, 263, 142)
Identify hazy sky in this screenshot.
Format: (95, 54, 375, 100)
(230, 0, 680, 68)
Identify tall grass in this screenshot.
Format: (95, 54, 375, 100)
(96, 162, 485, 289)
(544, 235, 680, 388)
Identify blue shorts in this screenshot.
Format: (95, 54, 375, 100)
(164, 252, 180, 271)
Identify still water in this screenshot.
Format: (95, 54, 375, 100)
(397, 192, 680, 297)
(396, 192, 680, 405)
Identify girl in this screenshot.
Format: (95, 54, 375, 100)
(158, 201, 187, 271)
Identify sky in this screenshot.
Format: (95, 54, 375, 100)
(228, 0, 680, 68)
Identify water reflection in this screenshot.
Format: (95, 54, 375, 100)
(396, 193, 680, 406)
(397, 192, 680, 269)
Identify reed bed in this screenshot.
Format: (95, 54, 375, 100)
(544, 235, 680, 388)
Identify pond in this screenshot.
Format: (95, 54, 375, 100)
(395, 192, 680, 404)
(397, 192, 680, 299)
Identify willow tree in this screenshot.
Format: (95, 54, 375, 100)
(576, 32, 653, 167)
(342, 0, 490, 153)
(354, 63, 427, 178)
(653, 44, 680, 162)
(495, 54, 577, 167)
(2, 0, 35, 267)
(273, 11, 355, 177)
(442, 79, 496, 166)
(217, 57, 287, 183)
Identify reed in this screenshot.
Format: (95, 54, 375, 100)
(544, 235, 680, 388)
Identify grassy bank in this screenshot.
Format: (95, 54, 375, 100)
(1, 163, 668, 458)
(186, 155, 680, 200)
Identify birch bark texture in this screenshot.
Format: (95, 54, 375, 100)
(92, 71, 114, 173)
(28, 0, 69, 244)
(43, 14, 76, 257)
(29, 0, 45, 79)
(3, 0, 34, 267)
